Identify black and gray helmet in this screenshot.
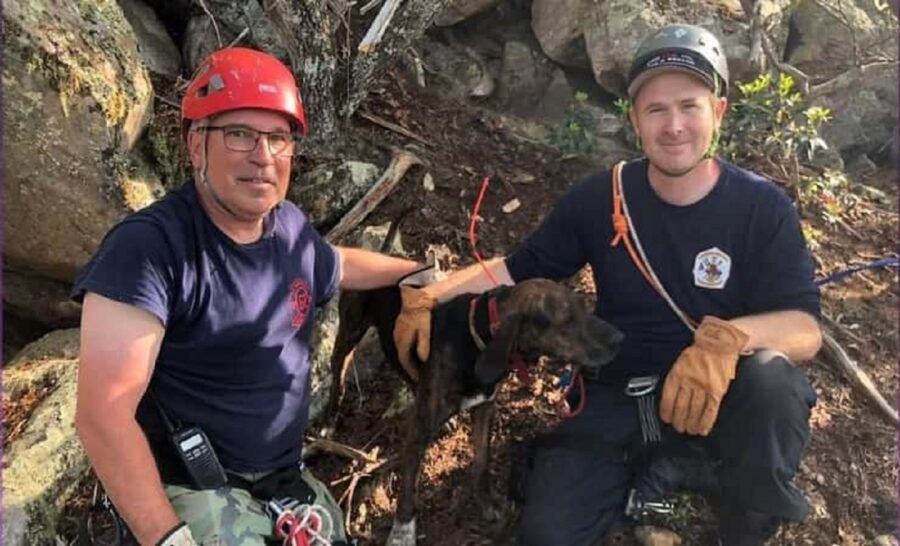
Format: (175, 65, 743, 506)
(627, 24, 729, 98)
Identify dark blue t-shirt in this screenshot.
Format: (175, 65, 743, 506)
(505, 158, 819, 382)
(72, 181, 340, 471)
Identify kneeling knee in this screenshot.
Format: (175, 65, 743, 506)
(732, 352, 815, 414)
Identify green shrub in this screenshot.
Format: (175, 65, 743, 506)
(721, 73, 832, 167)
(549, 92, 596, 155)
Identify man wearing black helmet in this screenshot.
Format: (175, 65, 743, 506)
(394, 24, 821, 545)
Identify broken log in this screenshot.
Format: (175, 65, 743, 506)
(357, 110, 431, 147)
(358, 0, 403, 55)
(326, 148, 422, 243)
(305, 438, 379, 464)
(820, 330, 899, 428)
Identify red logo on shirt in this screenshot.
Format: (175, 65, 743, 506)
(290, 279, 311, 328)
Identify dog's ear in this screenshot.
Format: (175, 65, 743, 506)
(474, 317, 519, 387)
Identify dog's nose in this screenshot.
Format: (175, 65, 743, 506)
(607, 327, 624, 349)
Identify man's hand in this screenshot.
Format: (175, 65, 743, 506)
(659, 316, 749, 436)
(156, 522, 198, 546)
(393, 286, 436, 380)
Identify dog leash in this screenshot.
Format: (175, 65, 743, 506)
(469, 176, 500, 286)
(468, 295, 533, 384)
(468, 175, 585, 418)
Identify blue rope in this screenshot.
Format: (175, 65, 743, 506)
(815, 257, 900, 286)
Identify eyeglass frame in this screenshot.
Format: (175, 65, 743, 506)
(195, 124, 301, 156)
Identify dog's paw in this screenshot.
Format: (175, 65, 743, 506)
(385, 518, 416, 546)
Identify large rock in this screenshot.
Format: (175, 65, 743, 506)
(786, 0, 897, 161)
(2, 329, 86, 546)
(289, 161, 380, 228)
(435, 0, 501, 26)
(817, 67, 898, 163)
(540, 0, 791, 95)
(3, 0, 163, 282)
(181, 0, 290, 74)
(531, 0, 592, 69)
(497, 40, 555, 118)
(118, 0, 182, 77)
(3, 270, 82, 329)
(786, 0, 883, 78)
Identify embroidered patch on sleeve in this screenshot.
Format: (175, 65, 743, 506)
(693, 247, 731, 290)
(290, 278, 312, 328)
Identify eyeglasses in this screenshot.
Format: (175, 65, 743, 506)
(199, 125, 299, 156)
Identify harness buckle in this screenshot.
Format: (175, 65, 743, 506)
(625, 375, 662, 444)
(625, 375, 658, 397)
(625, 488, 675, 519)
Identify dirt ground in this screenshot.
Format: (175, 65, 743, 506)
(9, 69, 897, 545)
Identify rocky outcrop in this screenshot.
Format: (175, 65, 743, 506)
(435, 0, 502, 26)
(3, 0, 163, 283)
(289, 161, 381, 229)
(787, 0, 898, 161)
(2, 330, 86, 546)
(118, 0, 182, 77)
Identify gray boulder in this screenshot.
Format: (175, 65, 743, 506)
(118, 0, 182, 77)
(3, 0, 163, 283)
(435, 0, 501, 26)
(2, 330, 86, 546)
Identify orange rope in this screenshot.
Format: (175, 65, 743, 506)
(469, 176, 499, 287)
(609, 162, 657, 289)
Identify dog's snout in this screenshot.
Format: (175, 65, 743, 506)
(583, 317, 623, 367)
(606, 325, 624, 349)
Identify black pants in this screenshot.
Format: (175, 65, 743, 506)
(516, 351, 817, 546)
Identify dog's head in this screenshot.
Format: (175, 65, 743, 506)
(474, 278, 623, 386)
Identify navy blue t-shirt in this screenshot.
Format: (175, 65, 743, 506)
(72, 181, 340, 471)
(505, 158, 819, 382)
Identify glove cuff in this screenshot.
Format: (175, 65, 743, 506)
(694, 316, 749, 353)
(156, 522, 196, 546)
(400, 286, 436, 311)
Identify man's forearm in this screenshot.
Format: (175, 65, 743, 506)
(422, 258, 514, 303)
(729, 309, 822, 361)
(76, 415, 181, 545)
(337, 247, 423, 290)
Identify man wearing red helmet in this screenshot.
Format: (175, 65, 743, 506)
(73, 48, 424, 546)
(393, 25, 822, 545)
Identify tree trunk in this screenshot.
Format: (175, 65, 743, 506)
(264, 0, 340, 143)
(263, 1, 453, 145)
(344, 0, 454, 117)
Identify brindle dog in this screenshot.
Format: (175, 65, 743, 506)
(326, 278, 623, 546)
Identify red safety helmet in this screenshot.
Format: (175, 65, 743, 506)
(181, 47, 307, 135)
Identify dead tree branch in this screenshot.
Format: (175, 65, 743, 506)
(808, 60, 897, 98)
(326, 148, 422, 243)
(820, 330, 899, 428)
(740, 0, 766, 73)
(357, 110, 431, 146)
(358, 0, 403, 55)
(305, 438, 379, 464)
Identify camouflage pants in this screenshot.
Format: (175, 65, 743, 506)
(165, 466, 348, 546)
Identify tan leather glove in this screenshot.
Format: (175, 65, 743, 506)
(156, 522, 198, 546)
(659, 316, 750, 436)
(393, 286, 436, 381)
